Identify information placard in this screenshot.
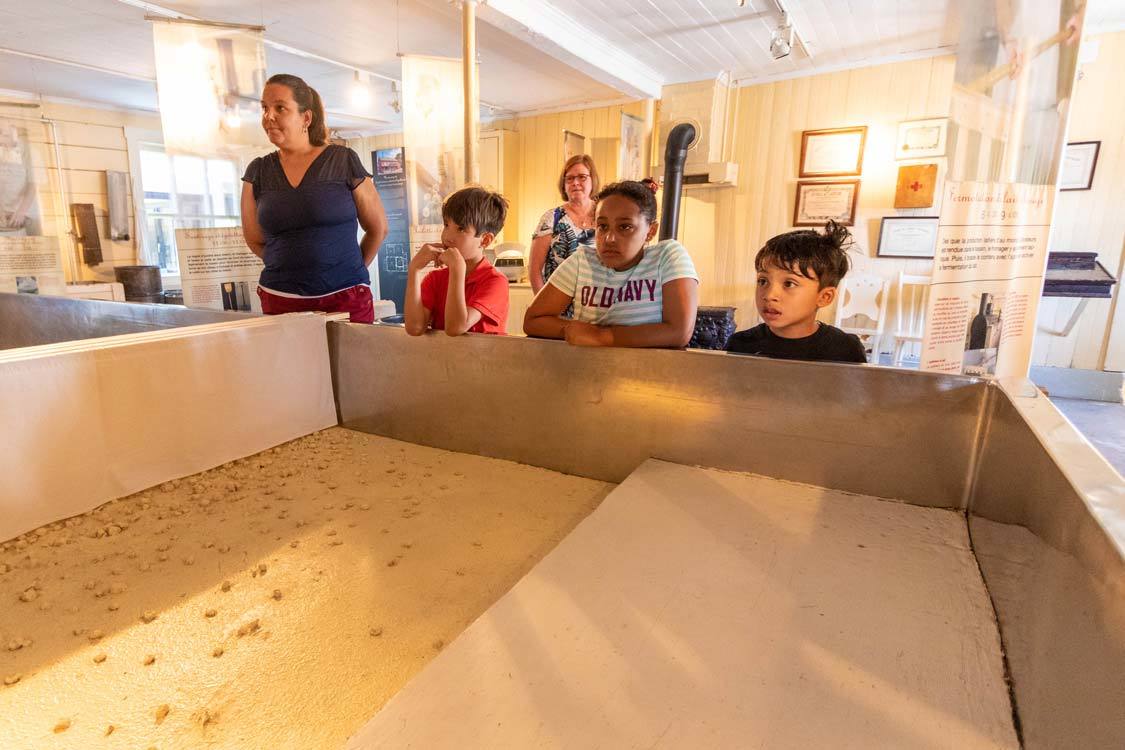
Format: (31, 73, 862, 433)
(175, 226, 263, 312)
(0, 236, 65, 296)
(372, 147, 410, 313)
(922, 182, 1052, 376)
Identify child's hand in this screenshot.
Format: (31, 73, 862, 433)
(409, 245, 442, 272)
(439, 246, 465, 273)
(563, 321, 611, 347)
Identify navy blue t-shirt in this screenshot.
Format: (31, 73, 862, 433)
(242, 144, 371, 296)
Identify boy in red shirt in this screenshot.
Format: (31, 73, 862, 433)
(404, 186, 510, 336)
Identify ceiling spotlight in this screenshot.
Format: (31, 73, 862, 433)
(770, 13, 794, 59)
(350, 71, 372, 109)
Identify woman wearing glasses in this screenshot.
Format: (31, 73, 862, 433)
(523, 179, 699, 349)
(528, 155, 600, 294)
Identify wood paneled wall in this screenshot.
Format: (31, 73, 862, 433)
(351, 101, 652, 251)
(491, 101, 651, 245)
(355, 38, 1123, 371)
(0, 100, 161, 282)
(678, 55, 956, 340)
(1034, 31, 1125, 371)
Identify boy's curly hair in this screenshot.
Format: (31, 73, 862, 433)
(755, 220, 853, 288)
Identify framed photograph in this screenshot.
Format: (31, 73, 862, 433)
(1059, 141, 1100, 191)
(876, 216, 940, 258)
(799, 126, 866, 177)
(562, 129, 586, 162)
(895, 118, 948, 160)
(793, 180, 860, 227)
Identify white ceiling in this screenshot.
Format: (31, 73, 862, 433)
(548, 0, 1125, 85)
(0, 0, 623, 131)
(2, 0, 1123, 133)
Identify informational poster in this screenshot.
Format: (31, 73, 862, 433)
(151, 19, 269, 157)
(401, 55, 465, 256)
(619, 113, 645, 181)
(372, 147, 410, 313)
(922, 182, 1053, 375)
(921, 0, 1085, 377)
(175, 226, 263, 312)
(0, 119, 43, 237)
(0, 236, 65, 295)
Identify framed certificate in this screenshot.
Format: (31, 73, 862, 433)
(876, 216, 939, 258)
(793, 180, 860, 227)
(895, 118, 948, 160)
(1059, 141, 1100, 191)
(799, 126, 866, 177)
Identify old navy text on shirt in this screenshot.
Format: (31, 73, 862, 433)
(579, 279, 658, 308)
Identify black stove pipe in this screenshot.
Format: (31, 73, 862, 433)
(659, 122, 696, 241)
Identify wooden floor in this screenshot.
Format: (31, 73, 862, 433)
(347, 460, 1018, 750)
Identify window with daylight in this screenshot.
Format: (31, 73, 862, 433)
(136, 143, 240, 276)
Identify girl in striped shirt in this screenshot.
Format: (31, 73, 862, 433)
(523, 180, 699, 348)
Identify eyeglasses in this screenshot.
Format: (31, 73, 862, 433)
(565, 174, 590, 183)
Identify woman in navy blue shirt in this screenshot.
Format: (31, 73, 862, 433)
(241, 74, 388, 322)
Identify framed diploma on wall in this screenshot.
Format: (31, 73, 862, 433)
(793, 180, 860, 227)
(799, 126, 867, 177)
(895, 118, 948, 160)
(1059, 141, 1100, 191)
(876, 216, 940, 258)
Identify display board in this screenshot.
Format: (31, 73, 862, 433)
(175, 226, 264, 312)
(0, 118, 44, 238)
(151, 19, 269, 157)
(619, 113, 645, 181)
(401, 55, 465, 257)
(372, 147, 410, 313)
(0, 236, 65, 296)
(921, 0, 1085, 377)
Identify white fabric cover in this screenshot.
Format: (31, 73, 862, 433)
(0, 314, 336, 540)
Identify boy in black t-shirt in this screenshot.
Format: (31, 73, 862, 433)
(726, 221, 867, 364)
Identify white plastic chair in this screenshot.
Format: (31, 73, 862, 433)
(834, 274, 889, 363)
(891, 272, 932, 367)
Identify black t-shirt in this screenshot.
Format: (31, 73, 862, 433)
(725, 323, 867, 364)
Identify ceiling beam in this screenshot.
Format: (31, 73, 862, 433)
(476, 0, 664, 100)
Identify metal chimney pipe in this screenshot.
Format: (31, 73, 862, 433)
(659, 122, 696, 241)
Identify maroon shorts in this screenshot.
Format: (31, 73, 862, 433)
(257, 284, 375, 324)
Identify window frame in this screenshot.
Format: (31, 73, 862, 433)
(124, 127, 244, 289)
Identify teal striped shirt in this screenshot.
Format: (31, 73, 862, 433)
(547, 239, 699, 327)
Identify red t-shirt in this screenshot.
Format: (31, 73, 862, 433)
(420, 257, 510, 334)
